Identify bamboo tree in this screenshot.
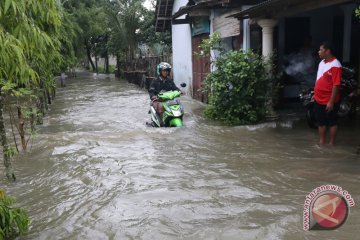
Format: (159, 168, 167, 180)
(104, 0, 171, 72)
(0, 189, 30, 239)
(104, 0, 144, 61)
(0, 0, 61, 180)
(62, 0, 107, 71)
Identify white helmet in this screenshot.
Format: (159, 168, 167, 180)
(156, 62, 172, 76)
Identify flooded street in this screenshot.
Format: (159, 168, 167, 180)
(1, 72, 360, 239)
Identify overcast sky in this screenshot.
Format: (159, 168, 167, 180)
(143, 0, 154, 10)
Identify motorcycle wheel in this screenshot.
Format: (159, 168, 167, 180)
(151, 121, 159, 127)
(169, 118, 183, 127)
(306, 106, 318, 129)
(348, 103, 357, 119)
(338, 99, 350, 118)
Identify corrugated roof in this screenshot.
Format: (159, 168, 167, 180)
(155, 0, 175, 32)
(228, 0, 352, 19)
(172, 0, 251, 20)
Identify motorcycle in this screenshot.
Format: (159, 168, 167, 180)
(300, 67, 358, 128)
(147, 83, 186, 127)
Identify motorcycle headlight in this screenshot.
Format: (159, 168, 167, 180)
(172, 110, 182, 117)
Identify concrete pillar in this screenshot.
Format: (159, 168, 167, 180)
(341, 4, 356, 63)
(242, 6, 252, 50)
(257, 19, 278, 57)
(257, 19, 278, 120)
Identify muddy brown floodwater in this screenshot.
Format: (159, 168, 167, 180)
(1, 72, 360, 239)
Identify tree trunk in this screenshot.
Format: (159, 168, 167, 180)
(51, 88, 56, 99)
(105, 33, 109, 74)
(47, 90, 52, 105)
(8, 110, 19, 153)
(36, 90, 45, 125)
(115, 54, 121, 78)
(43, 89, 48, 111)
(105, 49, 109, 74)
(0, 98, 16, 181)
(30, 107, 36, 133)
(17, 106, 26, 151)
(125, 52, 128, 69)
(95, 53, 98, 73)
(85, 39, 95, 71)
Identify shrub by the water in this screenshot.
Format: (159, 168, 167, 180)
(202, 50, 271, 125)
(0, 189, 29, 240)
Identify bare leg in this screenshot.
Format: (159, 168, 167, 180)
(154, 102, 164, 125)
(156, 103, 163, 117)
(318, 126, 326, 145)
(329, 125, 338, 146)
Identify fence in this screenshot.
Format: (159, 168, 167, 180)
(122, 55, 172, 89)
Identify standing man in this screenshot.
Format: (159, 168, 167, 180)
(314, 42, 342, 146)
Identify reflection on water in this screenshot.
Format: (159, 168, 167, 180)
(1, 72, 360, 239)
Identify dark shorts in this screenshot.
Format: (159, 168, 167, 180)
(314, 101, 340, 127)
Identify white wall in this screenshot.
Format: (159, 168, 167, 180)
(92, 56, 117, 68)
(172, 0, 193, 96)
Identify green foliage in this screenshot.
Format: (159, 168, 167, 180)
(0, 0, 62, 87)
(0, 189, 30, 239)
(103, 0, 144, 57)
(0, 0, 63, 180)
(103, 0, 171, 59)
(61, 0, 169, 67)
(137, 6, 172, 50)
(58, 10, 80, 71)
(356, 5, 360, 19)
(202, 50, 271, 125)
(3, 146, 16, 158)
(196, 32, 224, 58)
(61, 0, 108, 71)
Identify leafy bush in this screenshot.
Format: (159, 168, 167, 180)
(356, 6, 360, 18)
(202, 50, 271, 125)
(0, 189, 29, 240)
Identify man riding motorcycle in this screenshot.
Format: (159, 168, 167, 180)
(149, 62, 182, 126)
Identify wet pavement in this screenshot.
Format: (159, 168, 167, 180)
(1, 72, 360, 239)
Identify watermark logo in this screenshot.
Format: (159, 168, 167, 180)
(303, 185, 355, 230)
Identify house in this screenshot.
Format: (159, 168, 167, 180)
(156, 0, 258, 101)
(155, 0, 193, 97)
(155, 0, 360, 102)
(229, 0, 360, 101)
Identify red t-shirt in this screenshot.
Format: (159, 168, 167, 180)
(314, 57, 342, 105)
